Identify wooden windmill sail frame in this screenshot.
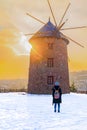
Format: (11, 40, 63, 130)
(26, 0, 87, 48)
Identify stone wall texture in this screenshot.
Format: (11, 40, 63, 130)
(28, 37, 70, 94)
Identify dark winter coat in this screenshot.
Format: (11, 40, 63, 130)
(52, 85, 62, 104)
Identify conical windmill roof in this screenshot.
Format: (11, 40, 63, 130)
(30, 20, 60, 39)
(29, 20, 69, 44)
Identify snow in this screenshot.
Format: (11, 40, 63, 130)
(0, 93, 87, 130)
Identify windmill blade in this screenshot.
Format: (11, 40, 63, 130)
(61, 26, 87, 30)
(25, 31, 52, 36)
(58, 19, 68, 30)
(62, 34, 84, 48)
(47, 0, 57, 27)
(58, 3, 70, 28)
(26, 13, 46, 25)
(26, 13, 53, 29)
(25, 33, 35, 36)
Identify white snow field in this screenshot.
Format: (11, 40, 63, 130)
(0, 92, 87, 130)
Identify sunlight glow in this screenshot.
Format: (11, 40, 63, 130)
(7, 35, 32, 55)
(20, 35, 31, 51)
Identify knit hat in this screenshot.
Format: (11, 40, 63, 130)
(54, 81, 60, 86)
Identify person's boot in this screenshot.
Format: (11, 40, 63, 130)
(58, 110, 60, 113)
(54, 109, 56, 112)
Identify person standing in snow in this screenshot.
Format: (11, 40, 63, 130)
(52, 82, 62, 112)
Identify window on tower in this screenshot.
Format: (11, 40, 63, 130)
(47, 76, 54, 85)
(47, 58, 54, 67)
(48, 43, 53, 49)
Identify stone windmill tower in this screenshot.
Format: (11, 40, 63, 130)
(28, 20, 69, 94)
(26, 1, 85, 94)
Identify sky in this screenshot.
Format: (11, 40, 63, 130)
(0, 92, 87, 130)
(0, 0, 87, 79)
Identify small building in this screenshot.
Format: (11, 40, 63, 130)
(28, 20, 70, 94)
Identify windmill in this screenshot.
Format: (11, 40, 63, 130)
(26, 0, 86, 94)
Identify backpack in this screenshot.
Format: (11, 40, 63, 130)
(54, 90, 60, 99)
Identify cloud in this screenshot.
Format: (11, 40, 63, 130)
(0, 28, 31, 55)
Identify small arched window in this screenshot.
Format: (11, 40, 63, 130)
(47, 58, 54, 67)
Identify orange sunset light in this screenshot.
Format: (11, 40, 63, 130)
(0, 0, 87, 79)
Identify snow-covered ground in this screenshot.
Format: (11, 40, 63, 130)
(0, 92, 87, 130)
